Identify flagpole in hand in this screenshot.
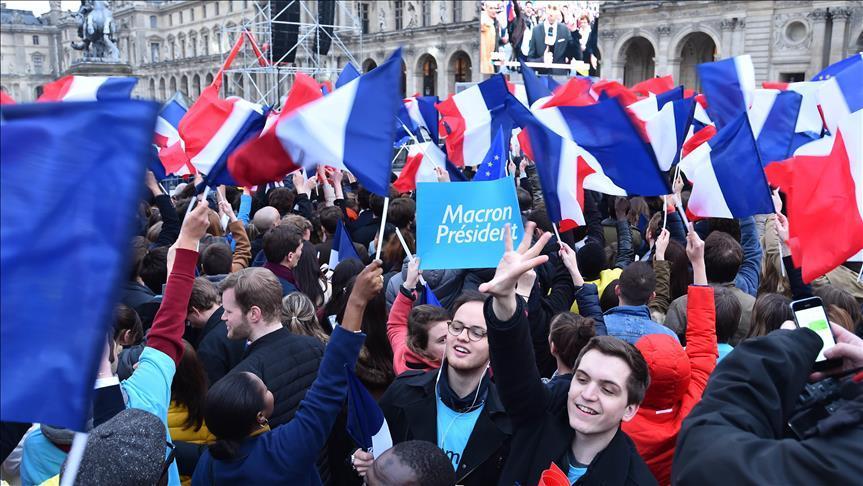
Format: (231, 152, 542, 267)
(375, 196, 390, 261)
(671, 167, 689, 233)
(395, 227, 426, 286)
(772, 188, 787, 277)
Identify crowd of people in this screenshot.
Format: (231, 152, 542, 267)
(1, 153, 862, 486)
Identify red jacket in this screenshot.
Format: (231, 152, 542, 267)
(387, 291, 440, 375)
(622, 285, 717, 485)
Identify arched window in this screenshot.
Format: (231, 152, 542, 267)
(362, 58, 377, 73)
(193, 74, 202, 97)
(149, 78, 156, 99)
(180, 75, 189, 96)
(449, 51, 472, 95)
(622, 37, 656, 87)
(678, 32, 716, 91)
(169, 76, 177, 94)
(417, 55, 437, 96)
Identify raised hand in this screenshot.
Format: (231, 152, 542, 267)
(218, 200, 237, 222)
(772, 188, 783, 214)
(558, 241, 584, 286)
(655, 228, 670, 261)
(343, 260, 384, 333)
(434, 166, 450, 182)
(144, 169, 162, 196)
(685, 223, 706, 285)
(479, 222, 551, 319)
(775, 211, 790, 244)
(404, 257, 421, 291)
(614, 197, 630, 221)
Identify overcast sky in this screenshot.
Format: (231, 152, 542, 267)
(7, 1, 80, 15)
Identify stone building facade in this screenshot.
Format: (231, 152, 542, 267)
(2, 1, 861, 104)
(599, 0, 863, 89)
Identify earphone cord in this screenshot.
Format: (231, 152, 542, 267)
(436, 354, 489, 449)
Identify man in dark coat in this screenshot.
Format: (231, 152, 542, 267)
(482, 223, 656, 485)
(527, 4, 572, 75)
(673, 324, 863, 484)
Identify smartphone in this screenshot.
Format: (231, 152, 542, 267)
(790, 297, 841, 372)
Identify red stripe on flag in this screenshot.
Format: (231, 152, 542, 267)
(37, 76, 74, 102)
(0, 90, 15, 105)
(436, 95, 467, 167)
(681, 125, 717, 159)
(393, 153, 423, 193)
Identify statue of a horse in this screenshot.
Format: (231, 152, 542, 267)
(71, 0, 120, 61)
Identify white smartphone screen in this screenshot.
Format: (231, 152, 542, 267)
(794, 306, 837, 361)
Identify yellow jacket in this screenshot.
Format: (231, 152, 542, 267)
(571, 267, 623, 314)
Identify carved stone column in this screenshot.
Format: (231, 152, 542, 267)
(599, 29, 619, 80)
(655, 25, 672, 76)
(828, 8, 852, 64)
(807, 9, 829, 75)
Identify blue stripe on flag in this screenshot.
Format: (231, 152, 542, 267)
(708, 114, 774, 217)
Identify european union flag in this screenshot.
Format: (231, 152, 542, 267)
(419, 282, 442, 307)
(1, 99, 159, 431)
(472, 127, 508, 181)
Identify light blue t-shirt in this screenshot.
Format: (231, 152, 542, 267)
(121, 346, 180, 486)
(435, 394, 484, 470)
(717, 342, 734, 362)
(19, 428, 67, 486)
(567, 464, 588, 484)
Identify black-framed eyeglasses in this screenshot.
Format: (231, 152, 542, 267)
(448, 321, 487, 342)
(159, 441, 176, 485)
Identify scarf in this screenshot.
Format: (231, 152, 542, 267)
(437, 362, 490, 413)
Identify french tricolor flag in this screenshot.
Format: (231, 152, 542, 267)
(346, 364, 392, 459)
(527, 96, 670, 197)
(270, 49, 403, 196)
(37, 75, 137, 102)
(747, 88, 803, 166)
(328, 220, 361, 269)
(765, 110, 863, 282)
(154, 96, 195, 176)
(678, 113, 773, 219)
(392, 142, 446, 193)
(397, 95, 439, 143)
(816, 54, 863, 134)
(697, 55, 755, 128)
(437, 74, 511, 167)
(627, 86, 696, 170)
(178, 87, 267, 186)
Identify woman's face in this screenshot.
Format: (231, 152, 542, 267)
(422, 321, 449, 362)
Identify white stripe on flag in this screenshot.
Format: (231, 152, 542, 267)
(454, 89, 492, 166)
(818, 77, 852, 134)
(678, 143, 733, 218)
(276, 80, 359, 170)
(64, 76, 109, 101)
(747, 89, 780, 139)
(557, 140, 587, 226)
(191, 98, 264, 174)
(646, 101, 680, 171)
(371, 417, 393, 459)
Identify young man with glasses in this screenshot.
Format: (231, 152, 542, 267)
(364, 291, 512, 485)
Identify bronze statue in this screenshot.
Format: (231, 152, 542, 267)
(71, 0, 120, 62)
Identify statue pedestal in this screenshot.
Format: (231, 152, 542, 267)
(64, 61, 133, 76)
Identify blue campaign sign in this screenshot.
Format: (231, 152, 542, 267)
(416, 178, 522, 270)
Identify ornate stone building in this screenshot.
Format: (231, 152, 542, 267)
(1, 0, 481, 103)
(599, 0, 863, 89)
(2, 1, 861, 104)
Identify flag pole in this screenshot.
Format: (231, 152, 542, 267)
(186, 186, 211, 216)
(858, 264, 863, 283)
(662, 195, 668, 231)
(59, 432, 88, 486)
(374, 196, 390, 261)
(395, 227, 427, 285)
(552, 222, 561, 242)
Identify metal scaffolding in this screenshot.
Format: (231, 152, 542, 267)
(220, 0, 363, 107)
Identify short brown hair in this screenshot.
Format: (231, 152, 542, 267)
(574, 336, 650, 406)
(220, 267, 283, 322)
(714, 286, 741, 343)
(704, 231, 743, 283)
(263, 225, 303, 264)
(188, 277, 220, 313)
(617, 262, 656, 306)
(407, 305, 451, 353)
(549, 312, 596, 368)
(281, 214, 312, 237)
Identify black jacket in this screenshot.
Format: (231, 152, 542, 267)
(229, 327, 324, 428)
(527, 22, 572, 74)
(673, 328, 863, 485)
(379, 369, 512, 485)
(486, 296, 656, 486)
(197, 320, 246, 387)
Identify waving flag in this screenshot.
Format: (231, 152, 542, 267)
(396, 95, 440, 144)
(628, 86, 696, 170)
(747, 89, 803, 166)
(765, 110, 863, 282)
(812, 52, 862, 81)
(679, 113, 773, 218)
(419, 282, 443, 307)
(520, 60, 553, 107)
(329, 220, 362, 268)
(473, 127, 508, 181)
(37, 75, 137, 102)
(393, 142, 446, 192)
(631, 76, 675, 98)
(817, 56, 863, 134)
(1, 99, 158, 431)
(345, 365, 393, 458)
(271, 49, 403, 195)
(698, 55, 755, 128)
(0, 90, 15, 105)
(229, 73, 322, 186)
(437, 74, 511, 167)
(154, 95, 196, 176)
(336, 62, 361, 88)
(530, 96, 670, 196)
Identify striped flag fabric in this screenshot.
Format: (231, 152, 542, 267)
(419, 282, 443, 307)
(336, 62, 361, 88)
(345, 364, 393, 458)
(816, 55, 863, 134)
(746, 89, 803, 166)
(627, 86, 696, 170)
(678, 113, 773, 219)
(393, 142, 446, 193)
(697, 55, 755, 128)
(37, 75, 137, 102)
(812, 52, 862, 81)
(153, 95, 196, 176)
(328, 220, 361, 269)
(437, 74, 511, 167)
